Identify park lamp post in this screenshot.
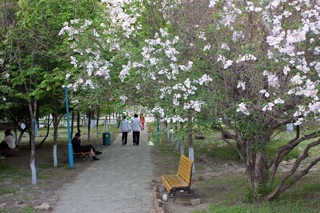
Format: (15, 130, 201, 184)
(64, 86, 74, 169)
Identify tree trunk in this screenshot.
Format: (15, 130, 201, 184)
(36, 115, 52, 149)
(246, 145, 268, 195)
(77, 111, 81, 134)
(71, 109, 74, 138)
(96, 109, 100, 138)
(87, 111, 91, 142)
(53, 111, 59, 167)
(28, 99, 37, 185)
(187, 110, 195, 173)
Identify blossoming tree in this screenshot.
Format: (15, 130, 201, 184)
(192, 0, 320, 200)
(60, 0, 320, 200)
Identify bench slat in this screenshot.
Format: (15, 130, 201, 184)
(161, 175, 173, 192)
(161, 174, 189, 192)
(177, 156, 193, 184)
(167, 175, 188, 187)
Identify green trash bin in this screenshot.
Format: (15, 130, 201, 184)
(103, 132, 111, 146)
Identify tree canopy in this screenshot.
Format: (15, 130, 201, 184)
(1, 0, 320, 200)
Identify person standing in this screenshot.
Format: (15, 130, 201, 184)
(119, 115, 130, 145)
(140, 114, 145, 130)
(0, 129, 17, 157)
(131, 114, 142, 146)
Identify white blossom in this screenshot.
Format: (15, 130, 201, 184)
(203, 44, 211, 51)
(198, 31, 207, 41)
(66, 73, 71, 80)
(151, 106, 165, 118)
(294, 118, 304, 126)
(263, 70, 280, 88)
(183, 100, 204, 112)
(236, 103, 250, 115)
(262, 103, 274, 111)
(291, 73, 305, 85)
(274, 98, 284, 104)
(136, 84, 141, 90)
(120, 95, 127, 103)
(221, 43, 230, 51)
(237, 81, 246, 90)
(196, 74, 213, 85)
(232, 31, 244, 42)
(209, 0, 219, 8)
(309, 102, 320, 113)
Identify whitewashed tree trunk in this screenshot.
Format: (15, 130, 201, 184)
(53, 144, 58, 167)
(28, 99, 37, 185)
(187, 110, 195, 173)
(189, 147, 195, 174)
(53, 112, 59, 168)
(30, 158, 37, 184)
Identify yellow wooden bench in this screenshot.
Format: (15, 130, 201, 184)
(161, 155, 195, 202)
(73, 151, 90, 160)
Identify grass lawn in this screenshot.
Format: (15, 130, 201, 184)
(149, 122, 320, 213)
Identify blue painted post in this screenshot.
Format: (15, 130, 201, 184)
(65, 86, 74, 169)
(34, 120, 38, 137)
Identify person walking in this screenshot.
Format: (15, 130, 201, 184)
(140, 114, 145, 130)
(119, 115, 130, 145)
(131, 114, 142, 146)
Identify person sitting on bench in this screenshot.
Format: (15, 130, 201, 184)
(0, 129, 18, 157)
(72, 132, 102, 161)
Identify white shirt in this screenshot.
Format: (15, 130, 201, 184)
(131, 118, 142, 132)
(120, 119, 130, 132)
(4, 135, 16, 149)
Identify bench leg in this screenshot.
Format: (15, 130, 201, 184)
(187, 188, 195, 198)
(172, 190, 177, 203)
(169, 188, 195, 202)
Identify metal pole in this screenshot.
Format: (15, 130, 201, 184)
(65, 86, 74, 169)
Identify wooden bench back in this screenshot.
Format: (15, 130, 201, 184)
(177, 155, 193, 185)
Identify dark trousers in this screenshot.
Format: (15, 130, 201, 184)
(75, 145, 95, 153)
(133, 131, 140, 145)
(122, 132, 128, 144)
(0, 142, 17, 157)
(0, 141, 9, 150)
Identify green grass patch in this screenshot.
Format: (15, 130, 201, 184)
(0, 185, 17, 195)
(21, 207, 36, 213)
(266, 138, 299, 160)
(200, 200, 319, 213)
